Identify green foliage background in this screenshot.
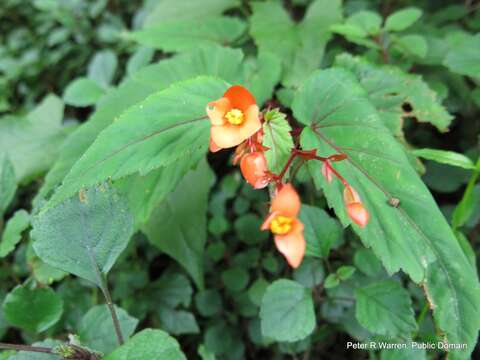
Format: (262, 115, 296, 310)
(1, 0, 480, 359)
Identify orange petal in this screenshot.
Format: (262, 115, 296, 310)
(206, 97, 231, 126)
(240, 152, 269, 189)
(274, 220, 305, 268)
(209, 136, 222, 153)
(343, 185, 361, 205)
(261, 211, 279, 231)
(271, 184, 301, 218)
(211, 124, 249, 149)
(224, 85, 256, 111)
(237, 104, 261, 141)
(347, 202, 369, 228)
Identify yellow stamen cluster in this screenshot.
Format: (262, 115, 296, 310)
(270, 215, 293, 235)
(225, 108, 244, 125)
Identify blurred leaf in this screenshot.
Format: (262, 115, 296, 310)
(88, 50, 118, 88)
(354, 248, 383, 277)
(2, 283, 63, 333)
(0, 155, 16, 216)
(337, 265, 355, 280)
(260, 279, 315, 342)
(0, 209, 30, 257)
(355, 280, 417, 336)
(347, 11, 382, 35)
(153, 272, 193, 308)
(298, 69, 479, 358)
(130, 17, 246, 52)
(385, 7, 423, 32)
(323, 274, 339, 289)
(103, 329, 186, 360)
(0, 95, 75, 184)
(393, 34, 427, 58)
(263, 109, 294, 174)
(143, 0, 240, 27)
(293, 258, 324, 288)
(79, 304, 138, 354)
(143, 161, 213, 289)
(221, 267, 249, 292)
(198, 344, 216, 360)
(32, 185, 134, 287)
(46, 77, 226, 208)
(126, 47, 154, 75)
(330, 23, 368, 38)
(380, 346, 426, 360)
(444, 34, 480, 78)
(195, 289, 222, 317)
(6, 339, 62, 360)
(412, 149, 475, 170)
(234, 214, 268, 244)
(158, 308, 199, 335)
(300, 205, 342, 258)
(248, 277, 269, 306)
(63, 77, 105, 107)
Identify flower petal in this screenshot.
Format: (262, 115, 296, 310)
(274, 220, 305, 268)
(224, 85, 256, 111)
(238, 104, 261, 141)
(347, 202, 369, 228)
(240, 152, 269, 189)
(209, 136, 222, 152)
(206, 97, 230, 126)
(271, 184, 301, 218)
(261, 211, 279, 231)
(211, 124, 249, 149)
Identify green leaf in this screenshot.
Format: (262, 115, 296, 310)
(0, 95, 75, 184)
(347, 10, 382, 36)
(380, 346, 426, 360)
(221, 267, 249, 292)
(412, 149, 475, 170)
(444, 34, 480, 78)
(143, 0, 240, 27)
(250, 0, 342, 87)
(234, 213, 268, 244)
(299, 205, 342, 258)
(330, 23, 367, 38)
(453, 180, 480, 230)
(337, 266, 356, 280)
(296, 68, 479, 359)
(2, 284, 63, 333)
(153, 272, 193, 308)
(103, 329, 186, 360)
(293, 258, 324, 288)
(0, 209, 30, 257)
(0, 155, 16, 216)
(260, 279, 315, 342)
(126, 47, 154, 75)
(354, 248, 384, 277)
(129, 17, 246, 52)
(355, 280, 417, 337)
(158, 308, 199, 335)
(323, 274, 339, 289)
(247, 277, 269, 306)
(335, 54, 452, 134)
(88, 50, 117, 88)
(142, 160, 213, 289)
(385, 7, 423, 32)
(63, 77, 105, 107)
(78, 304, 138, 354)
(32, 185, 134, 287)
(262, 109, 294, 174)
(45, 77, 227, 209)
(7, 339, 62, 360)
(195, 289, 223, 317)
(242, 52, 281, 106)
(393, 34, 428, 58)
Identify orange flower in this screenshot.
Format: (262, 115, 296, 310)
(261, 184, 305, 268)
(240, 152, 270, 189)
(343, 185, 369, 228)
(206, 85, 261, 150)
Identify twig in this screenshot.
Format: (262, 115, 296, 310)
(0, 342, 53, 354)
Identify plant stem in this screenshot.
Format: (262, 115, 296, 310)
(100, 275, 124, 345)
(0, 342, 53, 354)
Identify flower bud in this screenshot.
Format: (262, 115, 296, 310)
(343, 185, 369, 228)
(240, 152, 269, 189)
(321, 162, 333, 183)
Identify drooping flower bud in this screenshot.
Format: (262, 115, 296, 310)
(343, 185, 369, 228)
(321, 161, 333, 183)
(240, 152, 270, 189)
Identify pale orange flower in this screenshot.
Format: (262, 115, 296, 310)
(206, 85, 261, 150)
(261, 184, 305, 268)
(240, 152, 270, 189)
(343, 185, 369, 228)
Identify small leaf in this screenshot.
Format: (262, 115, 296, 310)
(443, 34, 480, 78)
(103, 328, 186, 360)
(153, 272, 193, 308)
(157, 308, 199, 335)
(260, 279, 315, 342)
(88, 50, 118, 88)
(126, 47, 154, 75)
(79, 304, 138, 354)
(347, 11, 382, 35)
(412, 149, 475, 170)
(195, 289, 223, 317)
(2, 284, 63, 333)
(247, 277, 269, 306)
(0, 209, 30, 257)
(262, 109, 294, 174)
(142, 161, 213, 289)
(0, 155, 16, 216)
(32, 185, 134, 287)
(393, 34, 427, 58)
(221, 267, 249, 292)
(355, 280, 417, 336)
(129, 17, 246, 52)
(323, 274, 339, 289)
(337, 266, 356, 280)
(63, 77, 105, 107)
(385, 7, 423, 32)
(293, 258, 324, 288)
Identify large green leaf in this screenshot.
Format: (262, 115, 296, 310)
(260, 279, 315, 342)
(2, 284, 63, 333)
(355, 280, 417, 336)
(0, 209, 30, 257)
(443, 34, 480, 78)
(296, 69, 480, 359)
(142, 160, 214, 289)
(0, 95, 75, 184)
(262, 109, 294, 174)
(250, 0, 342, 87)
(0, 155, 16, 216)
(335, 54, 452, 134)
(412, 149, 475, 170)
(45, 77, 227, 209)
(129, 17, 246, 52)
(32, 186, 134, 287)
(143, 0, 240, 27)
(103, 329, 186, 360)
(78, 305, 138, 354)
